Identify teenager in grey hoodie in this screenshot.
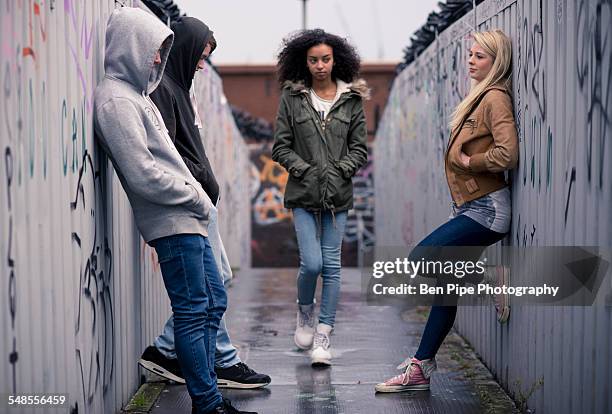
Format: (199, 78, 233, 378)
(93, 8, 243, 414)
(138, 16, 271, 392)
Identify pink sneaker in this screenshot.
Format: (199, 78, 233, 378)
(375, 357, 435, 393)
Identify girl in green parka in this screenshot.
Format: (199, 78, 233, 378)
(272, 29, 369, 366)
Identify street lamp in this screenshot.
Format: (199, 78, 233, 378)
(300, 0, 308, 30)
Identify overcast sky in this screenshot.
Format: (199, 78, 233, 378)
(174, 0, 440, 64)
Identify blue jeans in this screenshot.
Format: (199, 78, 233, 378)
(150, 234, 226, 412)
(155, 205, 240, 368)
(413, 214, 506, 360)
(293, 208, 348, 327)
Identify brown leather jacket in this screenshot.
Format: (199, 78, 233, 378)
(445, 84, 518, 206)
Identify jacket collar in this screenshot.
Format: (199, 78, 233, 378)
(484, 83, 511, 95)
(284, 78, 370, 100)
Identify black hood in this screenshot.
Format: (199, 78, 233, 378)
(166, 17, 212, 91)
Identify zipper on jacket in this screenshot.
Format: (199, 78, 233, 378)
(303, 90, 351, 132)
(302, 94, 326, 136)
(300, 91, 352, 211)
(323, 96, 350, 130)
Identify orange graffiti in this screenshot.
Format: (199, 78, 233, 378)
(254, 187, 291, 224)
(23, 0, 47, 61)
(259, 154, 288, 191)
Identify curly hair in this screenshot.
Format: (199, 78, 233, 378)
(277, 29, 361, 87)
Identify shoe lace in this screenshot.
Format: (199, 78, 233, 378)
(313, 332, 329, 349)
(235, 362, 255, 375)
(388, 363, 418, 386)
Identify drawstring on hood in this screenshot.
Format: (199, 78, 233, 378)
(166, 17, 213, 91)
(103, 7, 173, 95)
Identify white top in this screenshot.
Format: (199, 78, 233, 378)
(309, 80, 349, 121)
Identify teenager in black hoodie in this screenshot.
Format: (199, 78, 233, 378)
(137, 16, 270, 412)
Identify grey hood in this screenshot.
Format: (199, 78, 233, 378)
(103, 7, 173, 95)
(94, 7, 212, 243)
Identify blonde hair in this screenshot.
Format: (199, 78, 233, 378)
(449, 30, 513, 131)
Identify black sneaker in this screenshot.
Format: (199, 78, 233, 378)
(138, 345, 185, 384)
(197, 398, 258, 414)
(215, 362, 271, 389)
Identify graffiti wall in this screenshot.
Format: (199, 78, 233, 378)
(249, 142, 296, 267)
(375, 0, 611, 413)
(0, 1, 250, 413)
(249, 143, 375, 267)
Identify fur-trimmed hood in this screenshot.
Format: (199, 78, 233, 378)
(283, 78, 371, 100)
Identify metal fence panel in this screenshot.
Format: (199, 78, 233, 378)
(375, 1, 612, 412)
(0, 1, 251, 412)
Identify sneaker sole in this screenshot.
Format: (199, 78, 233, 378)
(311, 356, 332, 366)
(217, 379, 270, 389)
(374, 383, 430, 393)
(138, 359, 185, 384)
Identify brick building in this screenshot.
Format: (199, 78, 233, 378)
(218, 63, 397, 141)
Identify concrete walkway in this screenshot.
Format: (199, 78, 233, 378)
(144, 268, 516, 414)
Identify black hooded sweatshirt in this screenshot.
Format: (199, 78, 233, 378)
(150, 17, 220, 204)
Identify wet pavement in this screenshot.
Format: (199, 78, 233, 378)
(147, 268, 515, 414)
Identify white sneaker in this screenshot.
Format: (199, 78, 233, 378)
(310, 323, 332, 365)
(294, 304, 315, 350)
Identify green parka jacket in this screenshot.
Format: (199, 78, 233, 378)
(272, 79, 369, 211)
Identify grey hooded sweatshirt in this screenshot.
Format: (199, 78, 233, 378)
(94, 7, 212, 242)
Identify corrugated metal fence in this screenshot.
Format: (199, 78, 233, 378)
(0, 1, 250, 413)
(375, 0, 611, 413)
